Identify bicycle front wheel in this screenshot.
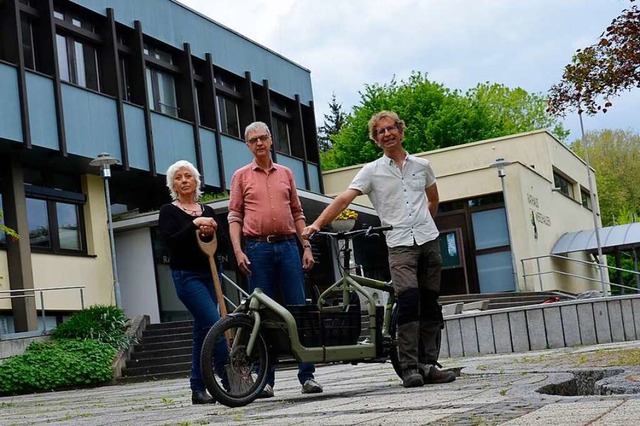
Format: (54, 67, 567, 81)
(200, 314, 270, 407)
(389, 303, 403, 380)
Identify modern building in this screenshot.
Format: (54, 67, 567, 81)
(0, 0, 325, 334)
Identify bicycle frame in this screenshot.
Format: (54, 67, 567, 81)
(234, 226, 395, 365)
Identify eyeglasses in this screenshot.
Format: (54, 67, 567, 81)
(247, 134, 270, 144)
(376, 125, 397, 136)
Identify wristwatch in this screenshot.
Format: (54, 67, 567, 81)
(303, 243, 312, 249)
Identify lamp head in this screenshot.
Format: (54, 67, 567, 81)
(89, 152, 120, 179)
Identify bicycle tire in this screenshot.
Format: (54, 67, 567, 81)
(200, 314, 270, 407)
(388, 303, 403, 380)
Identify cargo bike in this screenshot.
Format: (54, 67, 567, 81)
(199, 225, 404, 407)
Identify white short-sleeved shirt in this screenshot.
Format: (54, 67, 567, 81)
(349, 153, 439, 248)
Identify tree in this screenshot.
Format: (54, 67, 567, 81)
(548, 0, 639, 115)
(321, 72, 567, 170)
(317, 94, 347, 153)
(570, 129, 640, 226)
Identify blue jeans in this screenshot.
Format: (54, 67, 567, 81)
(171, 269, 228, 392)
(245, 239, 315, 387)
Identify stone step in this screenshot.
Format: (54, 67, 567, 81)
(142, 325, 193, 337)
(130, 346, 192, 360)
(126, 353, 191, 369)
(122, 361, 191, 377)
(139, 332, 193, 344)
(145, 320, 193, 331)
(132, 339, 193, 353)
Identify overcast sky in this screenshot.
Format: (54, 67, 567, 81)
(179, 0, 639, 142)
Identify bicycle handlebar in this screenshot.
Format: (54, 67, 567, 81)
(312, 225, 393, 240)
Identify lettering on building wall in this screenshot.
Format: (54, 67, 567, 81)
(527, 192, 551, 240)
(535, 211, 551, 226)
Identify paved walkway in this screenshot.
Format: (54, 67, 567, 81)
(2, 341, 640, 425)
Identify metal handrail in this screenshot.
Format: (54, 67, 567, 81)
(220, 273, 248, 310)
(521, 253, 640, 294)
(0, 286, 85, 334)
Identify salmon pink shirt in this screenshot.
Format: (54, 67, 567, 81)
(228, 160, 305, 237)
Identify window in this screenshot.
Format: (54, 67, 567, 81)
(21, 16, 37, 70)
(581, 188, 592, 210)
(54, 12, 100, 91)
(119, 56, 132, 102)
(272, 116, 291, 155)
(216, 95, 240, 138)
(144, 46, 178, 117)
(56, 33, 100, 91)
(553, 171, 574, 198)
(22, 170, 86, 254)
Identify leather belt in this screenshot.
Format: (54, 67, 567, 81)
(245, 234, 296, 243)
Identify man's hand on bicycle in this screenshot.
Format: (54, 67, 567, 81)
(302, 224, 320, 241)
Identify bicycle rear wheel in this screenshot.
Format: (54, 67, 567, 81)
(200, 314, 270, 407)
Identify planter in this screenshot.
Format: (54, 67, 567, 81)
(330, 219, 355, 232)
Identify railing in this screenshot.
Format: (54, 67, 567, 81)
(0, 286, 85, 334)
(221, 273, 249, 310)
(521, 253, 640, 295)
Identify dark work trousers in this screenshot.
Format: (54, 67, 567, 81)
(388, 238, 443, 371)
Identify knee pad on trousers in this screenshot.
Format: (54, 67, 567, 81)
(397, 288, 420, 326)
(420, 289, 444, 324)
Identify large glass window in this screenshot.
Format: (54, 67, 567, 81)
(146, 66, 178, 116)
(216, 95, 240, 138)
(26, 198, 50, 248)
(22, 170, 86, 254)
(144, 46, 178, 117)
(56, 33, 100, 91)
(25, 197, 84, 253)
(471, 207, 516, 292)
(471, 208, 509, 250)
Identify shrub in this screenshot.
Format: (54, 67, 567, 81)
(52, 305, 132, 350)
(0, 339, 116, 396)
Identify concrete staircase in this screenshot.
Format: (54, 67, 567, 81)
(440, 290, 575, 311)
(119, 321, 193, 383)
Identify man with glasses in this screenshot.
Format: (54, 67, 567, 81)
(303, 111, 456, 388)
(228, 121, 323, 397)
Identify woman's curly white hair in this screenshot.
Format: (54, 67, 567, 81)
(165, 160, 202, 201)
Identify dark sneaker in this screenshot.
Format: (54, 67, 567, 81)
(258, 384, 274, 398)
(402, 369, 424, 388)
(301, 379, 323, 394)
(420, 364, 456, 384)
(191, 390, 216, 404)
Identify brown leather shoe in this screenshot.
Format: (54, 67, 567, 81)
(420, 364, 456, 384)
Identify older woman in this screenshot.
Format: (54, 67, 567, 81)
(158, 160, 226, 404)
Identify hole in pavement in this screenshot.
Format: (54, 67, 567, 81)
(537, 369, 624, 396)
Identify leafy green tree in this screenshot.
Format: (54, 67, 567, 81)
(570, 129, 640, 226)
(548, 0, 639, 115)
(322, 72, 567, 170)
(317, 93, 347, 153)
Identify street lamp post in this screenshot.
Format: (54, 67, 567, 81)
(89, 153, 122, 308)
(491, 158, 519, 291)
(578, 112, 607, 296)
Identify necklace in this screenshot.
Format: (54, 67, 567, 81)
(176, 201, 201, 217)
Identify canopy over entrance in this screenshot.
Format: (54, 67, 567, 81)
(551, 222, 640, 255)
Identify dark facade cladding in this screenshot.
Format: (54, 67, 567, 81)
(0, 0, 322, 332)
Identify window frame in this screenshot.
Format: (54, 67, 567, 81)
(553, 170, 575, 199)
